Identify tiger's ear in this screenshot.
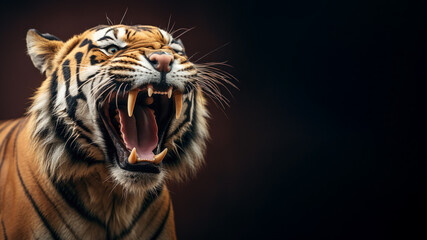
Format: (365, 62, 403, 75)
(26, 29, 64, 75)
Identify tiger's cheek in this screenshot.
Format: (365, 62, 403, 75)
(165, 92, 195, 146)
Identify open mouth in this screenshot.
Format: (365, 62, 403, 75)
(99, 84, 182, 173)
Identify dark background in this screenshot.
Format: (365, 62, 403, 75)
(0, 0, 426, 239)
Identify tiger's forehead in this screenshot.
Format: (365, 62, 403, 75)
(86, 25, 171, 47)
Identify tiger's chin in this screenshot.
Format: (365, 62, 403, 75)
(99, 83, 183, 192)
(109, 167, 166, 194)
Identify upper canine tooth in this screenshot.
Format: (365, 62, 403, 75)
(128, 148, 137, 164)
(153, 148, 168, 165)
(174, 91, 183, 119)
(128, 89, 139, 117)
(167, 87, 173, 99)
(147, 84, 153, 97)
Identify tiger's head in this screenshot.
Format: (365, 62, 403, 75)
(26, 25, 214, 193)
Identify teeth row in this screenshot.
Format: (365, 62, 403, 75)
(147, 85, 173, 99)
(127, 85, 182, 119)
(153, 91, 168, 95)
(128, 147, 168, 165)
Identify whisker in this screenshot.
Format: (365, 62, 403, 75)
(169, 22, 176, 35)
(194, 42, 230, 63)
(189, 60, 238, 110)
(122, 83, 129, 97)
(95, 84, 115, 103)
(166, 14, 173, 32)
(120, 8, 128, 25)
(171, 27, 188, 36)
(116, 83, 124, 110)
(174, 27, 196, 39)
(94, 79, 114, 97)
(92, 77, 113, 98)
(105, 13, 114, 25)
(187, 52, 199, 62)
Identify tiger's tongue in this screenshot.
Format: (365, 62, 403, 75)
(118, 105, 158, 160)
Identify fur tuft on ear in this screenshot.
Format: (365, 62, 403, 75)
(26, 29, 64, 75)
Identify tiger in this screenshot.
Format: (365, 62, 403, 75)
(0, 24, 229, 239)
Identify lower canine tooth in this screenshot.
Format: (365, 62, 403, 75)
(174, 91, 183, 119)
(128, 148, 137, 164)
(153, 148, 168, 164)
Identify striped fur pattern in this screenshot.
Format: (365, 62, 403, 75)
(0, 25, 218, 239)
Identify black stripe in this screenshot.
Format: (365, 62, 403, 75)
(110, 73, 131, 80)
(1, 219, 7, 240)
(113, 59, 140, 65)
(123, 55, 140, 61)
(134, 26, 154, 33)
(62, 59, 71, 82)
(74, 52, 86, 86)
(53, 181, 106, 228)
(49, 71, 58, 101)
(109, 66, 136, 72)
(97, 36, 114, 42)
(74, 119, 92, 135)
(114, 186, 163, 240)
(150, 201, 172, 240)
(79, 38, 97, 51)
(90, 55, 100, 65)
(0, 120, 22, 172)
(14, 121, 61, 240)
(30, 169, 80, 239)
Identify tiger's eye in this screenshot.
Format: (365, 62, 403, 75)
(107, 46, 119, 54)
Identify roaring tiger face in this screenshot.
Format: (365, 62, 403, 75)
(27, 25, 210, 193)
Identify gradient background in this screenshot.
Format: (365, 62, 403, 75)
(0, 0, 426, 239)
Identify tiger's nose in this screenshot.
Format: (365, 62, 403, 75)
(148, 53, 174, 72)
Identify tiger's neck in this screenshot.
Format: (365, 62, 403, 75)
(51, 177, 172, 237)
(5, 116, 176, 239)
